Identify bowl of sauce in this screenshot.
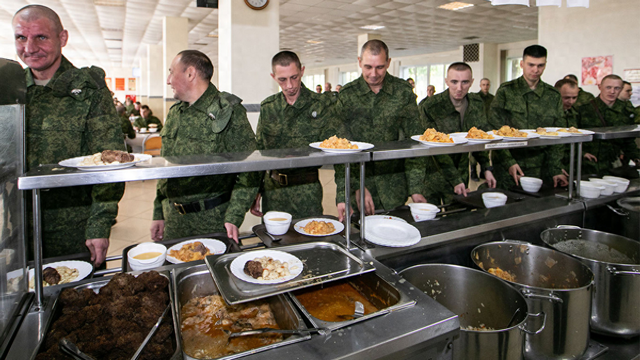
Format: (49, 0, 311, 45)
(263, 211, 292, 236)
(128, 242, 167, 271)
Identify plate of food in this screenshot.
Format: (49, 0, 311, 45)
(364, 218, 421, 247)
(309, 136, 374, 153)
(411, 134, 468, 146)
(525, 127, 572, 139)
(555, 127, 595, 136)
(461, 126, 503, 143)
(490, 126, 538, 141)
(166, 239, 227, 264)
(230, 250, 303, 284)
(59, 151, 152, 171)
(294, 218, 344, 236)
(6, 261, 93, 292)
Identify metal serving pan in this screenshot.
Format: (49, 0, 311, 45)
(205, 241, 375, 305)
(173, 264, 310, 360)
(288, 271, 415, 334)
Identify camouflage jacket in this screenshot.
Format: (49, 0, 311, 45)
(125, 103, 135, 115)
(121, 115, 136, 139)
(256, 84, 345, 218)
(574, 88, 596, 108)
(335, 73, 425, 210)
(489, 76, 565, 184)
(133, 115, 163, 131)
(477, 90, 495, 117)
(153, 84, 259, 234)
(577, 97, 640, 175)
(25, 56, 125, 252)
(419, 90, 491, 192)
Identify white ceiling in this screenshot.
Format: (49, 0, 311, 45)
(0, 0, 538, 70)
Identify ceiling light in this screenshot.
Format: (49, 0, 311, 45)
(206, 34, 218, 38)
(360, 25, 385, 31)
(94, 0, 125, 6)
(306, 40, 323, 44)
(437, 2, 474, 10)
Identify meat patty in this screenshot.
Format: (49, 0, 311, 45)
(192, 242, 208, 255)
(101, 150, 135, 164)
(43, 267, 61, 285)
(244, 260, 263, 279)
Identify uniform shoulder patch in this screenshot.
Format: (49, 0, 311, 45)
(261, 93, 279, 106)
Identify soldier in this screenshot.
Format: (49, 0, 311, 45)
(124, 97, 135, 116)
(13, 5, 125, 265)
(133, 105, 163, 131)
(489, 45, 568, 189)
(554, 78, 580, 172)
(477, 78, 494, 116)
(252, 51, 345, 219)
(427, 85, 436, 98)
(576, 75, 640, 176)
(335, 39, 426, 221)
(131, 101, 141, 117)
(419, 62, 496, 204)
(564, 74, 595, 108)
(335, 84, 342, 93)
(116, 104, 136, 141)
(316, 84, 322, 94)
(407, 78, 415, 89)
(150, 50, 259, 243)
(618, 81, 633, 102)
(324, 82, 332, 93)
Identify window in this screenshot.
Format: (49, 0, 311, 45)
(302, 74, 325, 91)
(339, 71, 359, 86)
(506, 57, 523, 82)
(400, 63, 450, 101)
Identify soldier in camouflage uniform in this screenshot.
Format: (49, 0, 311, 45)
(555, 79, 581, 169)
(335, 40, 426, 221)
(124, 98, 135, 117)
(419, 63, 496, 204)
(477, 78, 495, 117)
(577, 75, 640, 176)
(564, 74, 595, 108)
(253, 51, 346, 219)
(116, 104, 136, 140)
(151, 50, 259, 243)
(133, 105, 163, 131)
(14, 5, 125, 265)
(489, 45, 568, 190)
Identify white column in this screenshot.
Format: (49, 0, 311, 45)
(356, 33, 382, 75)
(219, 0, 279, 131)
(147, 44, 164, 120)
(163, 16, 188, 118)
(138, 51, 148, 104)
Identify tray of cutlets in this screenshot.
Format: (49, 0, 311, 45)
(205, 241, 376, 305)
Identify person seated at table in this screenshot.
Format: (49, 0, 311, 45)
(129, 101, 141, 117)
(116, 104, 135, 152)
(133, 105, 163, 131)
(124, 97, 134, 116)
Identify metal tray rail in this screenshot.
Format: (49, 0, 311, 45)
(205, 242, 376, 305)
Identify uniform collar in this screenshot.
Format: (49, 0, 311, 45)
(279, 83, 312, 110)
(353, 72, 394, 96)
(596, 96, 624, 112)
(438, 89, 469, 114)
(181, 83, 219, 112)
(516, 75, 546, 98)
(25, 55, 75, 88)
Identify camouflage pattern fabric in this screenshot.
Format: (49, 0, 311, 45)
(120, 115, 136, 139)
(419, 90, 491, 204)
(335, 73, 425, 210)
(477, 91, 495, 117)
(125, 103, 134, 115)
(25, 56, 125, 259)
(560, 106, 580, 168)
(256, 84, 346, 218)
(153, 84, 259, 240)
(577, 97, 640, 176)
(133, 115, 163, 131)
(574, 88, 596, 108)
(489, 76, 565, 189)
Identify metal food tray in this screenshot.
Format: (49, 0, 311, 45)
(205, 241, 376, 305)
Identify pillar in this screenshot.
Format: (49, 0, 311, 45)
(146, 44, 164, 120)
(218, 0, 279, 131)
(138, 51, 148, 105)
(163, 16, 188, 119)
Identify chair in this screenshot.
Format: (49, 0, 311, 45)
(142, 136, 162, 156)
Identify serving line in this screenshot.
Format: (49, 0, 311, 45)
(586, 125, 640, 140)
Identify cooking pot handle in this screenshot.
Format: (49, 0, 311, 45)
(606, 205, 629, 217)
(519, 311, 546, 335)
(520, 289, 563, 303)
(555, 225, 581, 229)
(607, 266, 640, 276)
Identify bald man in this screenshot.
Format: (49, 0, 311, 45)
(13, 5, 125, 266)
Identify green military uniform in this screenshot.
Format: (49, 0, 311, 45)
(335, 73, 425, 210)
(256, 84, 345, 219)
(489, 76, 565, 189)
(574, 88, 595, 108)
(153, 84, 260, 240)
(477, 90, 495, 117)
(125, 103, 135, 116)
(419, 90, 491, 203)
(25, 56, 125, 258)
(577, 97, 640, 176)
(121, 115, 136, 139)
(133, 115, 163, 131)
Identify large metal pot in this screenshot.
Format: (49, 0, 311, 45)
(471, 241, 594, 360)
(608, 197, 640, 241)
(541, 227, 640, 337)
(400, 264, 539, 360)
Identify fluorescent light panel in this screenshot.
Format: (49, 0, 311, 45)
(438, 2, 474, 11)
(360, 25, 385, 30)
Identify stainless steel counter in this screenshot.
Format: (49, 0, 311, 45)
(587, 125, 640, 140)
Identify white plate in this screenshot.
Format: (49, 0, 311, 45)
(488, 131, 537, 141)
(555, 128, 595, 136)
(59, 153, 152, 171)
(364, 218, 421, 247)
(294, 218, 344, 236)
(522, 129, 570, 139)
(309, 141, 374, 153)
(166, 238, 227, 264)
(411, 135, 468, 146)
(230, 250, 303, 284)
(360, 215, 407, 224)
(7, 261, 93, 292)
(450, 132, 503, 143)
(538, 127, 573, 137)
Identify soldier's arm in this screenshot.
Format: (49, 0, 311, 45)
(153, 179, 167, 221)
(488, 88, 517, 170)
(403, 93, 427, 196)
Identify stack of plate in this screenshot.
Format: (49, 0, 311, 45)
(363, 217, 421, 247)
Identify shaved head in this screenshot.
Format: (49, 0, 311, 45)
(13, 5, 64, 33)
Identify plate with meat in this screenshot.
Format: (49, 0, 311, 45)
(230, 250, 304, 284)
(58, 150, 152, 171)
(6, 260, 93, 292)
(293, 218, 344, 236)
(166, 239, 226, 264)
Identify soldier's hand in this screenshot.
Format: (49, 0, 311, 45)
(250, 193, 263, 217)
(225, 223, 240, 243)
(553, 174, 569, 188)
(508, 164, 524, 185)
(356, 188, 375, 216)
(150, 220, 165, 242)
(484, 171, 497, 188)
(411, 194, 427, 203)
(453, 183, 468, 197)
(336, 202, 353, 222)
(584, 153, 598, 162)
(86, 238, 109, 267)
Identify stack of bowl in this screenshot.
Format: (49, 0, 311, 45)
(589, 178, 617, 196)
(578, 181, 604, 199)
(603, 176, 630, 193)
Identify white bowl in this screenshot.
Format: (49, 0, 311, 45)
(127, 242, 166, 271)
(482, 192, 508, 208)
(520, 176, 543, 193)
(578, 181, 603, 199)
(602, 176, 630, 193)
(588, 179, 616, 196)
(139, 127, 147, 132)
(149, 128, 158, 133)
(263, 211, 292, 235)
(408, 203, 440, 222)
